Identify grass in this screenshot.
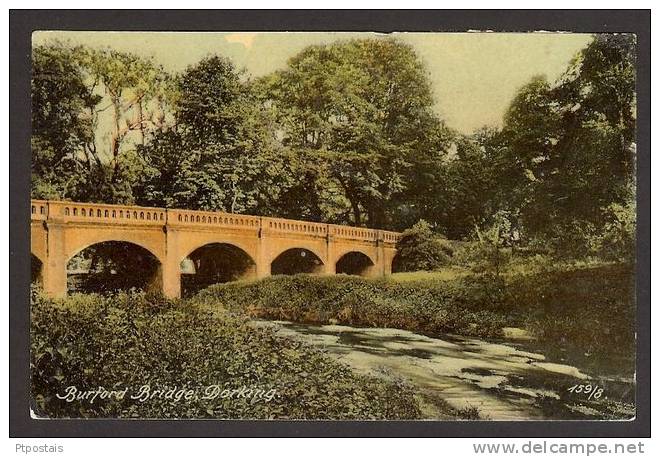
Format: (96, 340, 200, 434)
(390, 267, 470, 282)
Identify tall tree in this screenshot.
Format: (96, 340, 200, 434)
(31, 43, 173, 203)
(257, 38, 452, 228)
(77, 47, 173, 202)
(135, 56, 286, 214)
(31, 44, 100, 199)
(492, 34, 636, 250)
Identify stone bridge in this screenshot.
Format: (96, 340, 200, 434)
(30, 200, 401, 298)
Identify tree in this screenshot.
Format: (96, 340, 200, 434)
(135, 56, 286, 214)
(442, 131, 504, 240)
(392, 220, 452, 272)
(257, 38, 452, 228)
(483, 34, 636, 254)
(31, 43, 173, 203)
(31, 44, 100, 199)
(76, 47, 174, 203)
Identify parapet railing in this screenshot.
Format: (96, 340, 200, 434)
(169, 208, 261, 230)
(263, 216, 329, 237)
(30, 200, 401, 244)
(43, 200, 167, 225)
(30, 200, 48, 221)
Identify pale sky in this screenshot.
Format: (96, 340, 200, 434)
(33, 31, 592, 134)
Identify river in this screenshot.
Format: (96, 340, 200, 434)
(253, 320, 635, 420)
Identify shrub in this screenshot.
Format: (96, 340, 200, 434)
(538, 202, 635, 263)
(452, 241, 512, 276)
(510, 263, 635, 358)
(200, 274, 511, 339)
(596, 202, 636, 263)
(201, 263, 635, 361)
(31, 292, 421, 419)
(393, 220, 453, 272)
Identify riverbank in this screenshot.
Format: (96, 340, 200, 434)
(199, 263, 635, 376)
(253, 320, 635, 420)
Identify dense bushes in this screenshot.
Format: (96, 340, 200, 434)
(199, 274, 512, 339)
(510, 264, 636, 357)
(393, 220, 454, 272)
(202, 263, 635, 358)
(31, 292, 420, 419)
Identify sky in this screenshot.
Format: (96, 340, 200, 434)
(33, 31, 592, 134)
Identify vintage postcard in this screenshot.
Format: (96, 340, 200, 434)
(27, 28, 638, 424)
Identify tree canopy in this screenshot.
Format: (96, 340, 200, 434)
(31, 34, 637, 259)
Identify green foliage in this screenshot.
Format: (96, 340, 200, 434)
(31, 44, 100, 200)
(31, 43, 172, 204)
(199, 274, 511, 339)
(31, 35, 637, 264)
(491, 34, 636, 253)
(457, 212, 515, 276)
(31, 292, 420, 419)
(596, 201, 636, 262)
(452, 243, 511, 277)
(511, 264, 635, 358)
(134, 56, 286, 214)
(423, 132, 504, 240)
(257, 38, 453, 227)
(393, 220, 453, 272)
(201, 264, 635, 360)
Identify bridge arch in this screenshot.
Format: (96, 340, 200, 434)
(271, 247, 325, 276)
(66, 240, 162, 295)
(179, 238, 256, 264)
(180, 242, 257, 297)
(64, 230, 165, 266)
(335, 250, 376, 277)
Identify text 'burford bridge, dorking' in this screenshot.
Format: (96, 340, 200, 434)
(30, 200, 401, 298)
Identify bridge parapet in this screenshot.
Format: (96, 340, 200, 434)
(381, 230, 400, 244)
(30, 200, 48, 220)
(30, 200, 401, 245)
(329, 224, 378, 242)
(169, 208, 260, 229)
(263, 216, 328, 237)
(43, 201, 167, 225)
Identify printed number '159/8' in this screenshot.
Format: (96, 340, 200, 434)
(567, 384, 604, 400)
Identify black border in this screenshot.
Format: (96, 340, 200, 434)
(10, 9, 651, 438)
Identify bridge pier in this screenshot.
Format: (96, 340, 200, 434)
(162, 227, 181, 299)
(161, 260, 181, 299)
(43, 222, 67, 298)
(324, 234, 337, 275)
(255, 226, 271, 279)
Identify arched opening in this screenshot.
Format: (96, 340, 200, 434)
(336, 251, 375, 277)
(391, 253, 404, 273)
(271, 248, 324, 276)
(31, 254, 43, 287)
(181, 243, 256, 297)
(67, 241, 161, 295)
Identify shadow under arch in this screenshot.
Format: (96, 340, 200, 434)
(271, 248, 324, 276)
(67, 241, 162, 295)
(336, 251, 375, 277)
(31, 253, 43, 286)
(181, 243, 257, 297)
(391, 252, 405, 273)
